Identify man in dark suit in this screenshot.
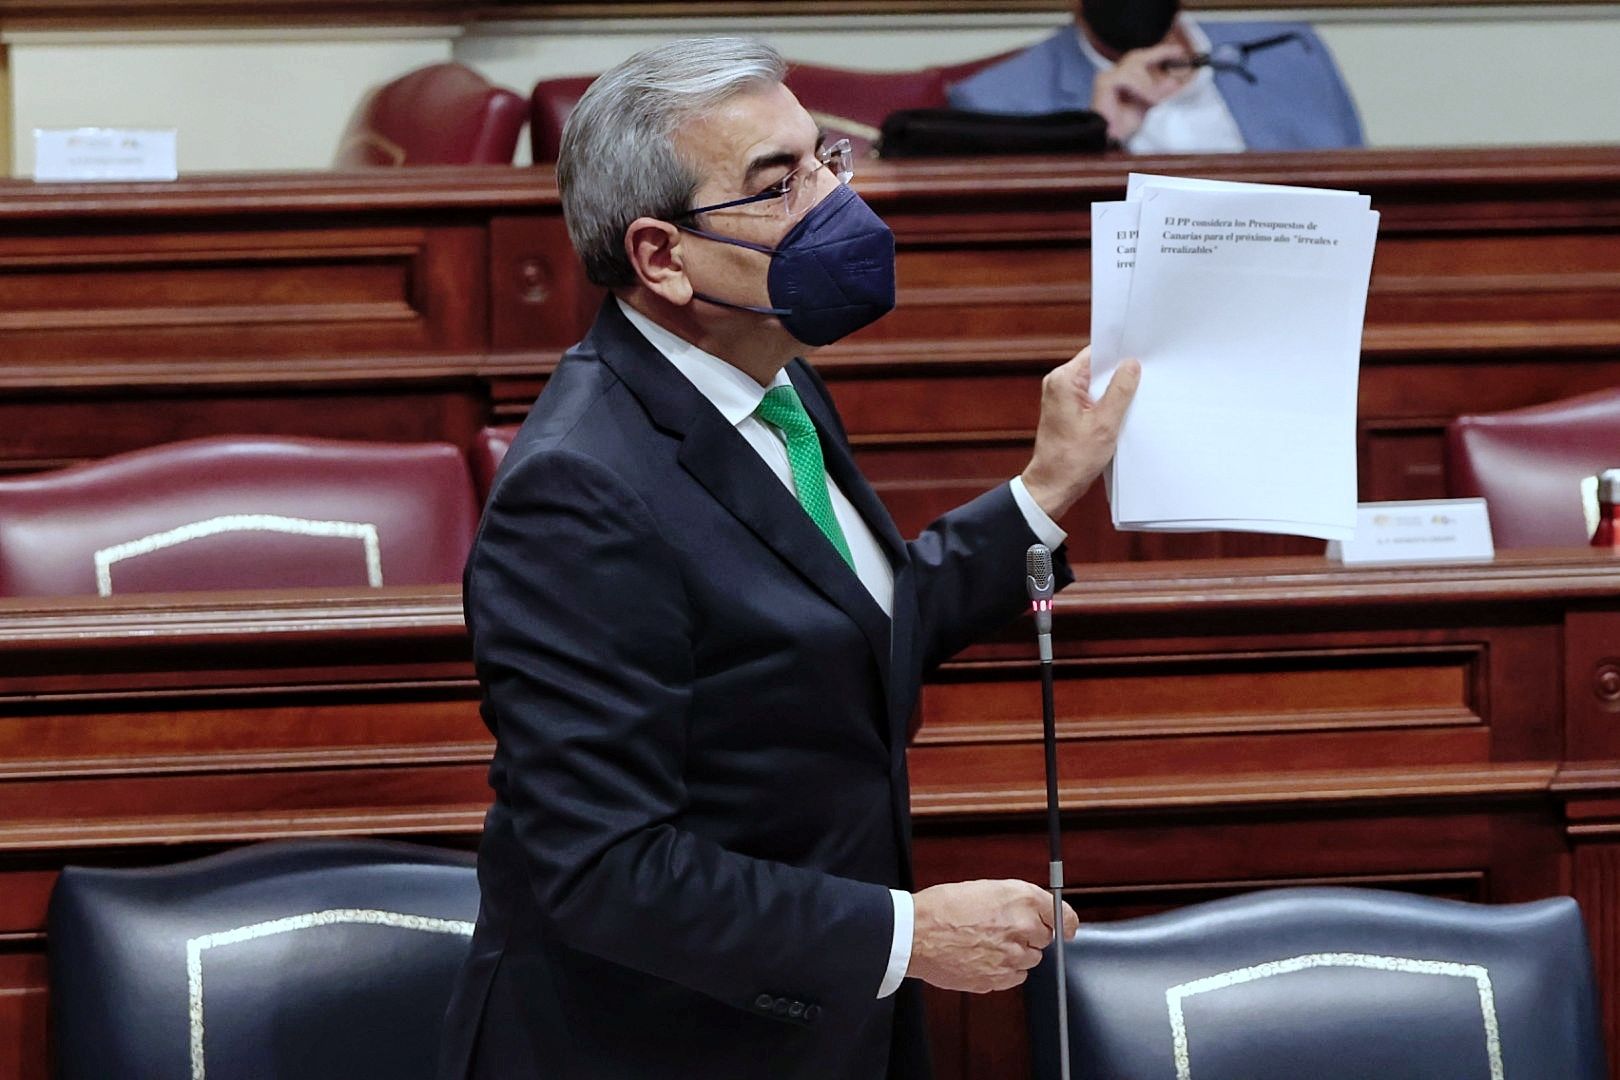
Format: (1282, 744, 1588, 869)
(438, 36, 1139, 1080)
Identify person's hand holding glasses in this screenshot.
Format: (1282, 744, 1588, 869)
(1155, 31, 1310, 85)
(1091, 40, 1196, 146)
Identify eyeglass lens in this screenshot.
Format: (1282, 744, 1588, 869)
(784, 139, 854, 216)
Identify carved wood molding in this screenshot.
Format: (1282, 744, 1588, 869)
(0, 585, 466, 645)
(0, 741, 492, 784)
(3, 0, 1607, 32)
(0, 350, 559, 391)
(0, 0, 472, 31)
(3, 551, 1617, 648)
(1, 0, 1613, 34)
(0, 167, 557, 218)
(1039, 550, 1620, 617)
(0, 553, 1613, 646)
(0, 806, 489, 852)
(482, 0, 1611, 16)
(910, 762, 1561, 818)
(6, 147, 1618, 220)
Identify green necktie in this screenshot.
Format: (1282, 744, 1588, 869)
(755, 385, 855, 571)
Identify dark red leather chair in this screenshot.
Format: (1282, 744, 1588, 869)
(0, 436, 479, 598)
(528, 74, 596, 168)
(336, 62, 527, 167)
(784, 64, 957, 156)
(528, 52, 1015, 164)
(1445, 387, 1620, 548)
(471, 424, 520, 502)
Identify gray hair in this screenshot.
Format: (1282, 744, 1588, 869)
(558, 37, 789, 288)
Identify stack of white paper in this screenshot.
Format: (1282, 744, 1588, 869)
(1092, 174, 1380, 542)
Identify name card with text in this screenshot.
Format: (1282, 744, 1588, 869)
(34, 128, 178, 182)
(1327, 499, 1495, 565)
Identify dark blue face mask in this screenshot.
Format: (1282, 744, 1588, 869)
(678, 183, 897, 348)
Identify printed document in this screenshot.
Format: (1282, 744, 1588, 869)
(1091, 174, 1379, 541)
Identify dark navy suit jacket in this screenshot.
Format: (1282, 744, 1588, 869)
(949, 21, 1365, 151)
(438, 300, 1070, 1079)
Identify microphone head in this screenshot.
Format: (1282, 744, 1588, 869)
(1025, 543, 1055, 601)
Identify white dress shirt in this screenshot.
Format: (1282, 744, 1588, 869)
(1078, 16, 1247, 154)
(616, 297, 1067, 997)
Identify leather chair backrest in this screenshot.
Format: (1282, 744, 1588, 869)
(528, 51, 1018, 164)
(471, 424, 520, 503)
(0, 435, 479, 598)
(1028, 886, 1605, 1080)
(528, 74, 597, 166)
(1445, 387, 1620, 548)
(337, 62, 526, 167)
(789, 54, 1016, 155)
(50, 839, 478, 1080)
(785, 63, 952, 155)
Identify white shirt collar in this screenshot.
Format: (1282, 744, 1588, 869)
(1076, 13, 1215, 94)
(616, 296, 792, 427)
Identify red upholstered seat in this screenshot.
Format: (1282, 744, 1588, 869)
(336, 62, 527, 167)
(1445, 387, 1620, 548)
(784, 64, 952, 155)
(528, 75, 597, 169)
(471, 424, 520, 502)
(0, 436, 479, 598)
(528, 52, 1015, 164)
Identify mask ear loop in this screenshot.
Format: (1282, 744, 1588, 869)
(674, 224, 792, 316)
(677, 222, 779, 256)
(691, 292, 792, 317)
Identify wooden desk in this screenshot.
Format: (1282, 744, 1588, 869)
(914, 549, 1620, 1075)
(4, 550, 1620, 1076)
(3, 147, 1619, 559)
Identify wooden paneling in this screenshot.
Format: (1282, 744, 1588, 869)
(1574, 842, 1620, 1076)
(3, 150, 1620, 556)
(0, 0, 470, 30)
(0, 953, 47, 1080)
(0, 225, 487, 362)
(2, 0, 1603, 33)
(2, 550, 1620, 1074)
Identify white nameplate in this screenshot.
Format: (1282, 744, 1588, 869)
(33, 128, 178, 182)
(1327, 499, 1495, 565)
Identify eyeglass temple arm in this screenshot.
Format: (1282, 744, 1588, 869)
(1237, 31, 1310, 58)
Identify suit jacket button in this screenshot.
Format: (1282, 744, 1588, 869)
(805, 1005, 822, 1022)
(773, 997, 790, 1015)
(755, 994, 774, 1010)
(788, 1002, 805, 1018)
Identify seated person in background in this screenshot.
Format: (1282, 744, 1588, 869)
(947, 0, 1364, 152)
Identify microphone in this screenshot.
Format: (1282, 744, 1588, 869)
(1026, 543, 1055, 650)
(1025, 543, 1070, 1080)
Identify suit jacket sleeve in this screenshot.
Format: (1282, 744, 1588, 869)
(788, 356, 1077, 676)
(466, 446, 894, 1022)
(905, 482, 1076, 675)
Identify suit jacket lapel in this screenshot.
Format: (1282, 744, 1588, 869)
(788, 362, 920, 756)
(589, 303, 895, 702)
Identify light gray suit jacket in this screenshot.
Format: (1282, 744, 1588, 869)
(949, 21, 1365, 151)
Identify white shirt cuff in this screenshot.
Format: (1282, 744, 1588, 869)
(877, 889, 913, 998)
(1009, 476, 1068, 549)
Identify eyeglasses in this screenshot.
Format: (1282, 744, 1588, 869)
(676, 138, 854, 222)
(1157, 31, 1310, 85)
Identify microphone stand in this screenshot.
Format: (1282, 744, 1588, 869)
(1027, 545, 1071, 1080)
